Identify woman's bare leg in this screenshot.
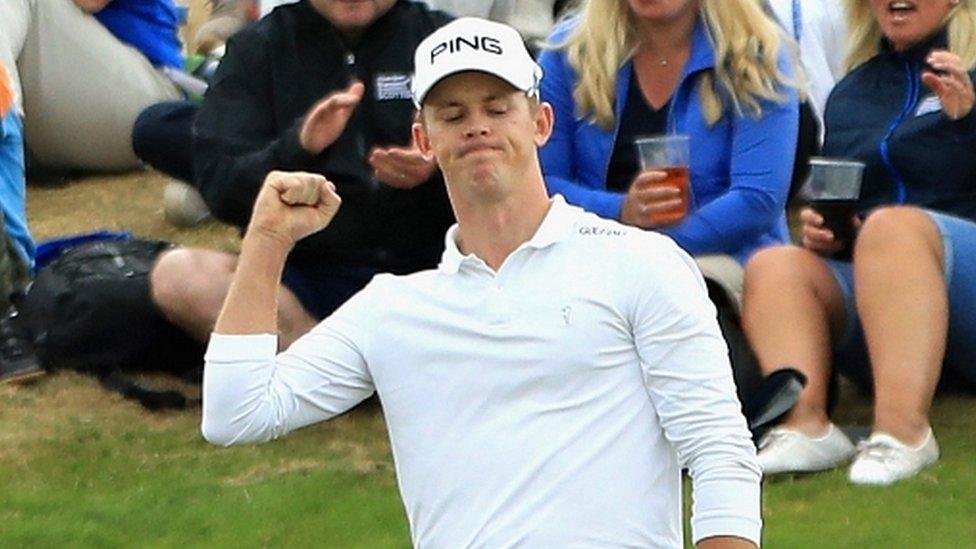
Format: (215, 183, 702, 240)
(853, 206, 946, 445)
(742, 245, 848, 435)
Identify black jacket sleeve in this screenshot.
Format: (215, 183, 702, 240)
(192, 32, 319, 229)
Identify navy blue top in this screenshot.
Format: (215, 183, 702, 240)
(605, 75, 670, 193)
(822, 32, 976, 219)
(95, 0, 184, 70)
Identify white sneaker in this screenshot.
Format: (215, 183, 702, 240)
(757, 424, 856, 475)
(848, 429, 939, 486)
(164, 179, 211, 227)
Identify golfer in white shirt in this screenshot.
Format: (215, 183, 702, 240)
(202, 17, 761, 549)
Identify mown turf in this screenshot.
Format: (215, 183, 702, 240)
(2, 370, 406, 548)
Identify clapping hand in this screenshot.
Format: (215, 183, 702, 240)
(299, 82, 365, 155)
(369, 143, 438, 189)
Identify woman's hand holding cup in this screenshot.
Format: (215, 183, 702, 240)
(800, 207, 862, 256)
(621, 170, 687, 228)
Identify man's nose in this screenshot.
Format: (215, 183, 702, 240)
(464, 118, 491, 138)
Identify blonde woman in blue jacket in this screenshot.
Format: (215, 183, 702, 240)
(539, 0, 799, 304)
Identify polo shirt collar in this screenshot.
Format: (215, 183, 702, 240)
(438, 195, 579, 274)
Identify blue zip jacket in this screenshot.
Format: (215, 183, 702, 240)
(822, 32, 976, 219)
(539, 18, 798, 264)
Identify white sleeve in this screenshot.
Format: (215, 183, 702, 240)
(201, 292, 377, 447)
(627, 243, 762, 546)
(822, 0, 850, 81)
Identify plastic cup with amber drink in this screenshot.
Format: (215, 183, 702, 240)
(635, 135, 691, 224)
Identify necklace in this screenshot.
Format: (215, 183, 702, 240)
(637, 47, 672, 68)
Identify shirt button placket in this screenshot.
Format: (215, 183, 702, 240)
(490, 274, 509, 327)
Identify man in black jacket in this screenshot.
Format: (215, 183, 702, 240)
(150, 0, 455, 349)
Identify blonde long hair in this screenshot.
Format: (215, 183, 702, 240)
(843, 0, 976, 72)
(562, 0, 795, 129)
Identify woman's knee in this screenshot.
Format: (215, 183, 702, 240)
(745, 246, 821, 291)
(855, 206, 942, 261)
(744, 245, 845, 311)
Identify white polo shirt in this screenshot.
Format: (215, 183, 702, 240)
(203, 197, 761, 548)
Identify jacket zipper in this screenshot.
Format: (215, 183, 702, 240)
(344, 50, 377, 192)
(878, 60, 919, 205)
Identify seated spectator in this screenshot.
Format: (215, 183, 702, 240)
(423, 0, 558, 48)
(538, 0, 800, 307)
(134, 0, 564, 227)
(744, 0, 976, 485)
(0, 0, 183, 172)
(0, 63, 40, 384)
(149, 0, 455, 350)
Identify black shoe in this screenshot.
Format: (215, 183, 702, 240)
(0, 306, 44, 384)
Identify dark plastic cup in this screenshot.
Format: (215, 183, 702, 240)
(806, 158, 865, 245)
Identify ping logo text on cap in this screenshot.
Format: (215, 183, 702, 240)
(430, 35, 503, 64)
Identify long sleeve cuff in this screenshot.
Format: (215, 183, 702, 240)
(691, 478, 762, 546)
(205, 332, 278, 363)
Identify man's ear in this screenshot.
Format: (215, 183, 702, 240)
(412, 118, 434, 160)
(533, 102, 555, 148)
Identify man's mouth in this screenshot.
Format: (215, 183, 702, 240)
(459, 143, 501, 158)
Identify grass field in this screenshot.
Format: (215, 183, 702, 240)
(2, 2, 974, 546)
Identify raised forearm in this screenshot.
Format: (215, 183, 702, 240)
(213, 230, 291, 337)
(213, 171, 341, 337)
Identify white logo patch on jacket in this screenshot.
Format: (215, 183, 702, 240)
(376, 73, 412, 101)
(915, 94, 943, 117)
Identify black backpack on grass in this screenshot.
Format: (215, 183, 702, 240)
(18, 235, 204, 410)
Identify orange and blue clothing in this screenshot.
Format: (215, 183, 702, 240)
(0, 65, 35, 268)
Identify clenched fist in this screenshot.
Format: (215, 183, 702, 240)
(247, 171, 342, 248)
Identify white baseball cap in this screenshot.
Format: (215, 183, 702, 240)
(411, 17, 543, 107)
